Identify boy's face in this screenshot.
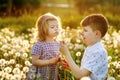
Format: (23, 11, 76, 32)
(47, 20, 60, 38)
(81, 26, 98, 46)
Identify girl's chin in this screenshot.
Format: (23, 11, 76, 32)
(54, 33, 59, 36)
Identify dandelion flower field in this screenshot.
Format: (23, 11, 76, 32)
(0, 27, 120, 80)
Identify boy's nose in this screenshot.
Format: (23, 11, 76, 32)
(80, 32, 84, 37)
(80, 31, 83, 35)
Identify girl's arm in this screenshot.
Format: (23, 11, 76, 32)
(32, 54, 59, 66)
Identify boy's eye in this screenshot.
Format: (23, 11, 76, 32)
(83, 29, 87, 32)
(85, 30, 87, 32)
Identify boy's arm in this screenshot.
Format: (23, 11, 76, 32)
(60, 43, 91, 79)
(65, 52, 91, 79)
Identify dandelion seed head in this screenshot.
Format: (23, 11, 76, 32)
(15, 52, 21, 57)
(13, 68, 20, 74)
(4, 67, 12, 73)
(81, 77, 91, 80)
(20, 72, 26, 79)
(107, 76, 116, 80)
(3, 53, 9, 57)
(22, 53, 28, 58)
(6, 74, 13, 80)
(0, 59, 6, 66)
(9, 59, 15, 64)
(25, 60, 32, 66)
(14, 74, 21, 80)
(23, 67, 29, 73)
(76, 52, 81, 57)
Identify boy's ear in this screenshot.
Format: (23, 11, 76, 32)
(95, 30, 101, 37)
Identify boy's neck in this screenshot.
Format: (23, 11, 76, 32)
(88, 40, 101, 47)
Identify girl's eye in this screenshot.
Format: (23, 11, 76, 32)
(50, 26, 58, 29)
(50, 26, 54, 28)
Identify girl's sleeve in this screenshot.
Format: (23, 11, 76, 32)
(31, 42, 42, 56)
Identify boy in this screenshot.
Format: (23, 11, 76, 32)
(60, 14, 108, 80)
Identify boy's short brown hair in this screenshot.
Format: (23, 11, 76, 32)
(80, 14, 108, 37)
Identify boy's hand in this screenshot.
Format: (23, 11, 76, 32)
(60, 41, 68, 55)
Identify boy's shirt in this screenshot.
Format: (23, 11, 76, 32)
(81, 42, 108, 80)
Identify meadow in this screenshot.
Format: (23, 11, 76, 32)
(0, 0, 120, 80)
(0, 26, 120, 80)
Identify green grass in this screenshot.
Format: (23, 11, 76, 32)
(0, 15, 37, 34)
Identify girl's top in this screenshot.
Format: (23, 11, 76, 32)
(27, 41, 60, 80)
(81, 42, 108, 80)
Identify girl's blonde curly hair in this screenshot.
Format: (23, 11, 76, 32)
(35, 13, 61, 41)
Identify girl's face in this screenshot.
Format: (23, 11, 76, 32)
(47, 20, 60, 38)
(81, 26, 97, 46)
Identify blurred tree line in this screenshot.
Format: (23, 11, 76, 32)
(0, 0, 120, 31)
(74, 0, 120, 30)
(62, 0, 120, 30)
(75, 0, 120, 15)
(0, 0, 42, 16)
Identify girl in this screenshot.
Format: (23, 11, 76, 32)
(27, 13, 62, 80)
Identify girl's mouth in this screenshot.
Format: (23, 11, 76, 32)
(55, 32, 59, 34)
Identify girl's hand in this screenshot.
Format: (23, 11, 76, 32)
(58, 55, 70, 70)
(49, 55, 60, 65)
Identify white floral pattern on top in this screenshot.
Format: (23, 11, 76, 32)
(27, 41, 60, 80)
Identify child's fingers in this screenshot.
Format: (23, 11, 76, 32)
(62, 64, 70, 70)
(60, 41, 65, 44)
(57, 57, 61, 62)
(60, 41, 66, 46)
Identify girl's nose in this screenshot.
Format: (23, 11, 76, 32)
(80, 31, 83, 35)
(55, 26, 59, 30)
